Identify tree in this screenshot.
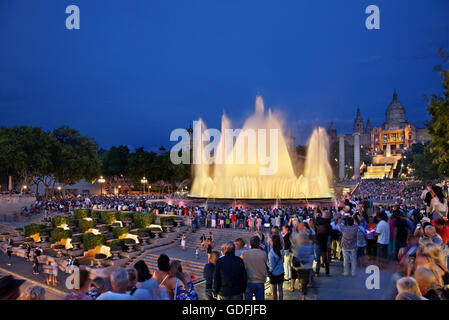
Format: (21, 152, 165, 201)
(128, 147, 157, 185)
(425, 48, 449, 177)
(0, 126, 56, 195)
(408, 143, 439, 181)
(52, 126, 101, 195)
(100, 145, 130, 178)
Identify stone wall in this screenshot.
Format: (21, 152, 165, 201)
(0, 196, 36, 218)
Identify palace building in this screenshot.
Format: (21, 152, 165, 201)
(328, 90, 431, 179)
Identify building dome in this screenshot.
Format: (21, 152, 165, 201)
(383, 90, 407, 130)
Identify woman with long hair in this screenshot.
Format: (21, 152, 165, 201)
(430, 185, 448, 221)
(167, 260, 198, 300)
(267, 234, 284, 300)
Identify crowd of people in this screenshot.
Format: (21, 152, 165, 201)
(1, 180, 449, 300)
(353, 179, 423, 204)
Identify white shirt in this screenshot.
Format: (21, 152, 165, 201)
(376, 220, 390, 245)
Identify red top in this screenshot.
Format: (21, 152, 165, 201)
(432, 219, 449, 245)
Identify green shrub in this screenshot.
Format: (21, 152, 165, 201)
(52, 216, 69, 228)
(50, 229, 73, 243)
(159, 216, 175, 225)
(74, 209, 92, 220)
(78, 219, 96, 233)
(82, 234, 107, 251)
(119, 211, 134, 221)
(100, 211, 118, 225)
(24, 224, 46, 237)
(133, 213, 155, 228)
(90, 210, 101, 219)
(110, 239, 125, 250)
(112, 227, 130, 239)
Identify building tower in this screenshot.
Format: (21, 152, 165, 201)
(353, 107, 364, 134)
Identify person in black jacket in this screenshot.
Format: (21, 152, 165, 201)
(203, 251, 219, 300)
(213, 242, 247, 300)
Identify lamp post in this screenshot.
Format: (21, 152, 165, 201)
(141, 177, 148, 195)
(57, 186, 62, 197)
(98, 176, 106, 195)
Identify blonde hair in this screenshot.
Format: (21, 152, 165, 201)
(414, 266, 438, 294)
(417, 243, 446, 286)
(396, 277, 421, 297)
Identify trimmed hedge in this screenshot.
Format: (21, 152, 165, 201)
(100, 211, 118, 225)
(78, 219, 96, 233)
(51, 229, 73, 243)
(82, 234, 107, 251)
(52, 216, 69, 228)
(133, 213, 155, 228)
(112, 227, 130, 239)
(74, 209, 92, 220)
(119, 211, 134, 221)
(24, 224, 46, 237)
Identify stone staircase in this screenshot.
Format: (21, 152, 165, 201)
(140, 253, 205, 282)
(123, 226, 190, 269)
(184, 227, 253, 250)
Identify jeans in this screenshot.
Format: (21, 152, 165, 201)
(377, 243, 388, 260)
(342, 249, 357, 276)
(315, 243, 330, 275)
(245, 283, 265, 300)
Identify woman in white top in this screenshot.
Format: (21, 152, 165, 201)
(430, 185, 448, 221)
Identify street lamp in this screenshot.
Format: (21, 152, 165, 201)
(141, 177, 148, 195)
(98, 176, 106, 195)
(57, 186, 62, 197)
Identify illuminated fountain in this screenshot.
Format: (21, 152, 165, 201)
(190, 96, 332, 200)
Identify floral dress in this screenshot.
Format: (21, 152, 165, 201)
(174, 279, 198, 300)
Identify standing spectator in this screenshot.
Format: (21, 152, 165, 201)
(282, 225, 292, 281)
(339, 216, 359, 276)
(292, 232, 315, 300)
(241, 236, 267, 300)
(376, 212, 390, 261)
(234, 238, 246, 257)
(6, 245, 12, 266)
(97, 268, 133, 300)
(366, 216, 378, 260)
(167, 260, 198, 300)
(267, 235, 284, 300)
(203, 251, 219, 300)
(430, 185, 448, 221)
(314, 210, 331, 276)
(213, 242, 247, 300)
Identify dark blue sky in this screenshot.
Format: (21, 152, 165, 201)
(1, 0, 448, 151)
